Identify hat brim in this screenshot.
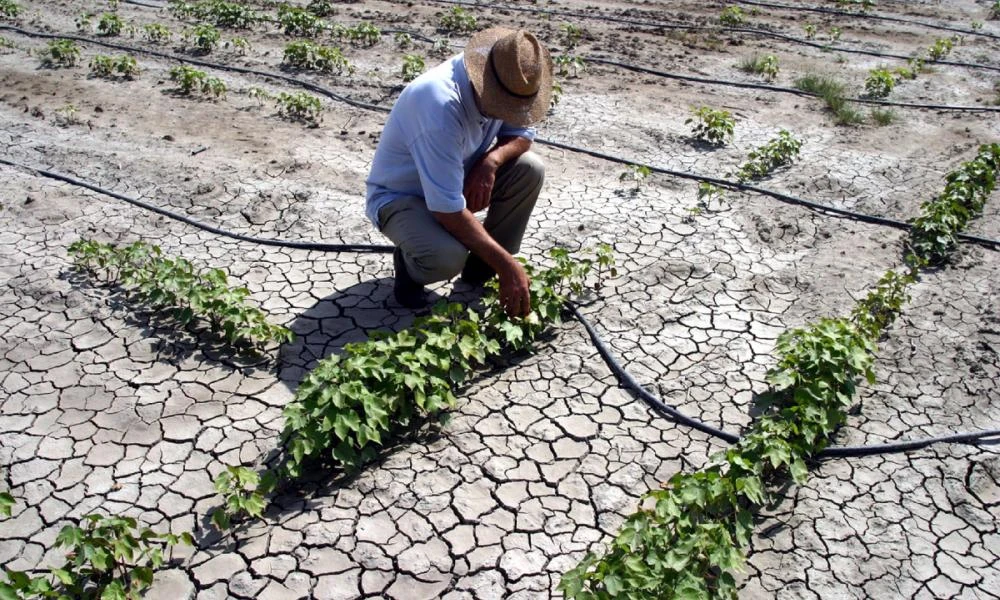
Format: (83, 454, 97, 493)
(464, 27, 553, 127)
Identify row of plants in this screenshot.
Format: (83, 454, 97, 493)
(68, 239, 293, 351)
(560, 142, 1000, 599)
(210, 245, 616, 528)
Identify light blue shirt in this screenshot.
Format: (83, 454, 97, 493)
(365, 54, 535, 228)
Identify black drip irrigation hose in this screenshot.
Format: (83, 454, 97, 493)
(536, 139, 1000, 251)
(8, 24, 1000, 114)
(588, 57, 1000, 113)
(0, 158, 394, 253)
(4, 156, 999, 458)
(4, 25, 1000, 252)
(735, 0, 1000, 41)
(406, 0, 1000, 74)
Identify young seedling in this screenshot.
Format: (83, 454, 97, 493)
(697, 181, 726, 210)
(143, 22, 171, 43)
(549, 81, 563, 110)
(211, 466, 273, 530)
(439, 6, 477, 33)
(184, 23, 221, 54)
(803, 23, 817, 39)
(926, 36, 955, 61)
(169, 65, 226, 97)
(991, 0, 1000, 20)
(864, 67, 895, 98)
(739, 54, 778, 82)
(686, 106, 736, 146)
(54, 103, 83, 126)
(344, 22, 381, 46)
(394, 31, 413, 49)
(283, 41, 353, 74)
(0, 514, 193, 600)
(869, 108, 896, 126)
(275, 91, 323, 124)
(247, 86, 272, 105)
(971, 20, 983, 30)
(97, 12, 124, 36)
(401, 54, 425, 82)
(719, 5, 744, 26)
(735, 130, 802, 182)
(40, 39, 81, 68)
(184, 0, 260, 28)
(307, 0, 338, 17)
(277, 4, 326, 36)
(224, 37, 250, 54)
(618, 164, 652, 190)
(0, 0, 20, 19)
(560, 23, 584, 48)
(794, 74, 862, 125)
(0, 492, 13, 518)
(829, 27, 842, 41)
(554, 54, 586, 78)
(429, 38, 451, 58)
(89, 53, 140, 79)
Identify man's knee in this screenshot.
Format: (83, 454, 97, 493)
(515, 151, 545, 189)
(409, 242, 467, 284)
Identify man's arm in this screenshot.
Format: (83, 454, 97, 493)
(432, 208, 531, 317)
(464, 136, 532, 212)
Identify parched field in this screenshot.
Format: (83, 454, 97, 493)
(1, 0, 999, 598)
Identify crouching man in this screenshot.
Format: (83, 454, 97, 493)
(365, 27, 553, 318)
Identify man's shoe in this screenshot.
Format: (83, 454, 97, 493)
(393, 248, 427, 308)
(460, 255, 496, 287)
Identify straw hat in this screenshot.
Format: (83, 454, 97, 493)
(464, 27, 553, 127)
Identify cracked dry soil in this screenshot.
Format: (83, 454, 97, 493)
(1, 0, 999, 598)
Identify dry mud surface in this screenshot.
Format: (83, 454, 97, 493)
(1, 0, 1000, 598)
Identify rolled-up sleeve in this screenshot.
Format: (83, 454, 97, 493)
(499, 124, 536, 141)
(410, 128, 466, 214)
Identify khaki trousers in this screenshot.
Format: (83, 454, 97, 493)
(378, 151, 544, 285)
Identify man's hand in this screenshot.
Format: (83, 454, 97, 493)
(498, 260, 531, 318)
(463, 154, 498, 213)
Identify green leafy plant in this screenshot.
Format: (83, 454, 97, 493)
(908, 143, 1000, 265)
(170, 0, 260, 28)
(184, 23, 221, 53)
(68, 240, 290, 349)
(439, 6, 477, 33)
(0, 492, 13, 518)
(803, 23, 816, 39)
(40, 39, 81, 68)
(794, 73, 863, 125)
(341, 22, 381, 46)
(991, 0, 1000, 20)
(549, 81, 563, 110)
(279, 247, 613, 477)
(247, 85, 272, 105)
(869, 107, 896, 126)
(829, 26, 842, 41)
(275, 91, 322, 124)
(739, 54, 778, 82)
(54, 103, 84, 127)
(560, 23, 584, 48)
(277, 4, 326, 36)
(971, 20, 983, 30)
(89, 54, 139, 79)
(307, 0, 338, 17)
(394, 31, 412, 49)
(735, 130, 802, 182)
(429, 38, 451, 58)
(0, 0, 20, 19)
(401, 54, 425, 82)
(864, 67, 895, 98)
(696, 181, 726, 211)
(618, 164, 651, 190)
(719, 5, 744, 26)
(926, 36, 955, 61)
(211, 466, 273, 530)
(97, 12, 124, 36)
(686, 106, 736, 146)
(168, 65, 226, 97)
(0, 514, 192, 600)
(224, 36, 251, 54)
(142, 22, 171, 43)
(554, 54, 586, 78)
(282, 40, 353, 74)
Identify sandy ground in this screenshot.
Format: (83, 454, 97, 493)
(1, 0, 999, 598)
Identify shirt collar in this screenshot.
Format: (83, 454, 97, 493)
(454, 54, 488, 125)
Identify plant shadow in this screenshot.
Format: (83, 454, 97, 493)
(60, 268, 277, 372)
